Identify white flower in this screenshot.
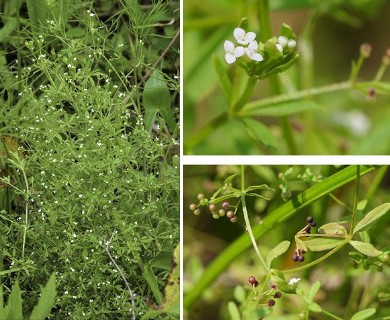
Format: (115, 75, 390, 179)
(288, 277, 301, 285)
(288, 39, 297, 48)
(234, 27, 257, 45)
(245, 41, 263, 62)
(278, 36, 288, 47)
(224, 40, 244, 64)
(276, 43, 283, 53)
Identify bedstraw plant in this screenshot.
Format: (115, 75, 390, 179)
(184, 165, 390, 319)
(1, 0, 179, 318)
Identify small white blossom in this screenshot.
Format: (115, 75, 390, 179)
(224, 40, 244, 64)
(278, 36, 288, 47)
(288, 277, 301, 285)
(245, 41, 263, 62)
(234, 28, 256, 45)
(276, 43, 283, 53)
(288, 39, 297, 48)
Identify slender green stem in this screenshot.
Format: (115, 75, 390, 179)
(21, 167, 30, 262)
(349, 53, 366, 83)
(257, 0, 272, 41)
(185, 112, 229, 152)
(350, 165, 360, 235)
(322, 309, 343, 320)
(328, 193, 353, 212)
(16, 0, 22, 92)
(231, 77, 257, 113)
(239, 81, 352, 115)
(240, 166, 268, 272)
(365, 166, 387, 199)
(374, 58, 389, 82)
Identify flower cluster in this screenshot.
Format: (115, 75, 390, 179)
(224, 28, 263, 64)
(224, 27, 297, 65)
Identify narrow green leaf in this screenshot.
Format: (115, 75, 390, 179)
(349, 240, 382, 257)
(307, 281, 321, 302)
(238, 118, 278, 150)
(0, 283, 4, 318)
(353, 203, 390, 233)
(305, 238, 345, 251)
(350, 308, 376, 320)
(29, 273, 56, 320)
(213, 55, 232, 100)
(308, 302, 322, 313)
(266, 241, 290, 268)
(6, 281, 23, 320)
(227, 301, 241, 320)
(143, 71, 174, 132)
(0, 18, 18, 42)
(233, 286, 246, 304)
(318, 222, 347, 236)
(224, 174, 237, 185)
(142, 265, 164, 305)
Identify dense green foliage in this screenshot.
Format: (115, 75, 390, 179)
(0, 0, 179, 318)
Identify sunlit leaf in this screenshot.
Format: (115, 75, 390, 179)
(350, 308, 376, 320)
(308, 302, 322, 313)
(318, 222, 347, 236)
(143, 70, 174, 132)
(307, 281, 321, 302)
(305, 238, 345, 251)
(5, 281, 23, 320)
(349, 240, 382, 257)
(29, 273, 56, 320)
(227, 301, 241, 320)
(266, 241, 290, 268)
(353, 203, 390, 233)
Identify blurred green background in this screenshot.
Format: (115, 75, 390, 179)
(184, 0, 390, 154)
(183, 165, 390, 319)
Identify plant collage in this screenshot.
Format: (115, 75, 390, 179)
(1, 1, 390, 320)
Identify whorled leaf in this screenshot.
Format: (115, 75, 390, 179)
(349, 240, 382, 257)
(266, 240, 290, 268)
(353, 203, 390, 233)
(318, 222, 347, 236)
(305, 238, 345, 251)
(350, 308, 376, 320)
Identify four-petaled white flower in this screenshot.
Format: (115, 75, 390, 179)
(224, 40, 245, 64)
(225, 27, 296, 65)
(288, 277, 301, 285)
(245, 41, 263, 62)
(234, 28, 256, 45)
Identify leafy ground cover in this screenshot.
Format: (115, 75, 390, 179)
(184, 0, 390, 155)
(0, 0, 179, 318)
(184, 165, 390, 319)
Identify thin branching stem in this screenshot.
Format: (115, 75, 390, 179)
(240, 166, 269, 272)
(100, 235, 136, 320)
